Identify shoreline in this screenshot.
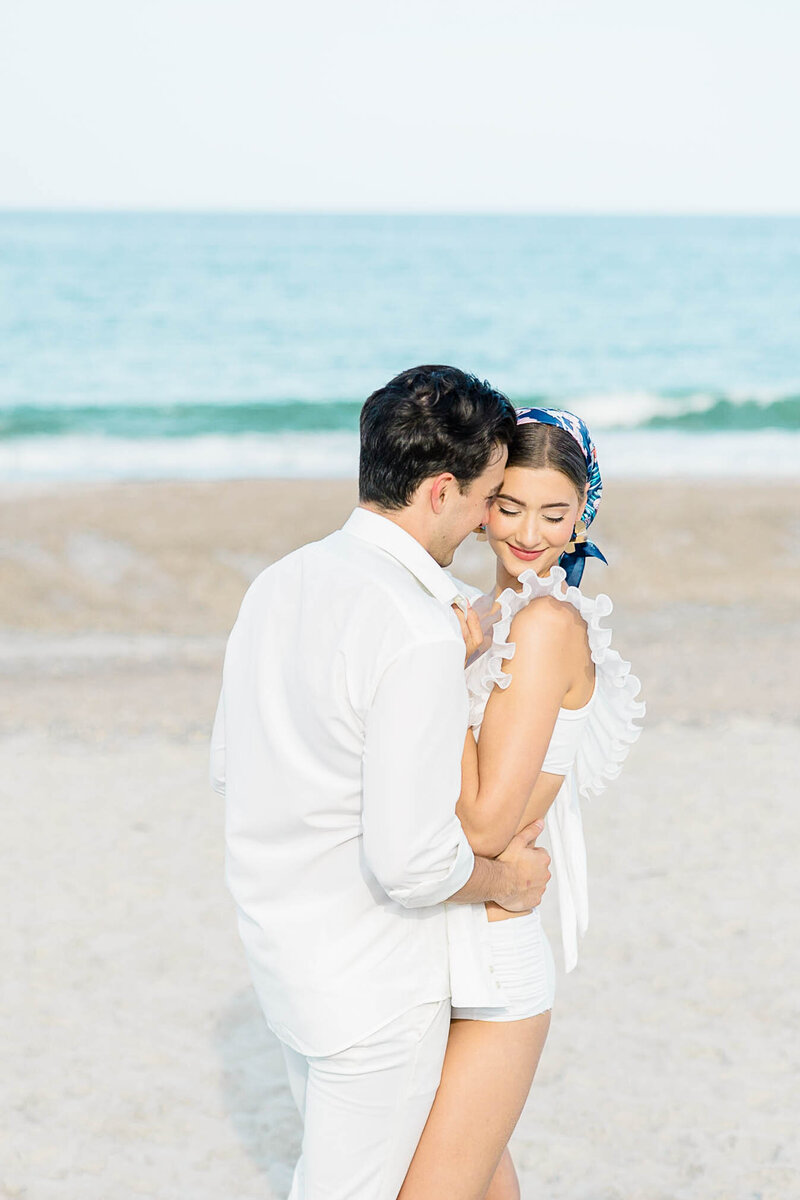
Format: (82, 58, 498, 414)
(4, 431, 800, 489)
(0, 468, 796, 493)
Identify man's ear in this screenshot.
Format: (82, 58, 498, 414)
(430, 472, 455, 514)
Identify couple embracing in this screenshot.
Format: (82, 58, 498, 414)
(211, 365, 644, 1199)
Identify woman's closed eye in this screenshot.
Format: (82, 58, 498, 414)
(497, 506, 521, 517)
(543, 515, 566, 524)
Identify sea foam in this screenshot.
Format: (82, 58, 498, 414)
(3, 428, 798, 482)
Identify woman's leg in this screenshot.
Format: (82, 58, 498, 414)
(397, 1011, 550, 1200)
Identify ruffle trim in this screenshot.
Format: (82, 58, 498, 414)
(464, 565, 645, 797)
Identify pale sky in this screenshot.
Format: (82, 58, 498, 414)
(1, 0, 798, 212)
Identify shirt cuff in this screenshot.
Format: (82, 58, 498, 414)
(398, 831, 475, 908)
(444, 834, 477, 900)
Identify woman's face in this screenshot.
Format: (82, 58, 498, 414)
(486, 465, 586, 582)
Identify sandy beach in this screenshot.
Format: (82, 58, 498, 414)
(2, 477, 799, 1200)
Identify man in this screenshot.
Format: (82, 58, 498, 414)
(211, 365, 551, 1198)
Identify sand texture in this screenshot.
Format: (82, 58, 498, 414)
(2, 478, 799, 1199)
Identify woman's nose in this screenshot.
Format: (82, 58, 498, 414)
(518, 516, 541, 548)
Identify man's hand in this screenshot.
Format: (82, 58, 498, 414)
(452, 601, 483, 664)
(494, 820, 551, 911)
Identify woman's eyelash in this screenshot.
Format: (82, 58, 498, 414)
(496, 506, 566, 524)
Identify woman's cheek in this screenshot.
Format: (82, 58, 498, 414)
(486, 513, 509, 540)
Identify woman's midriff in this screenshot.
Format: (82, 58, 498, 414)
(485, 770, 565, 922)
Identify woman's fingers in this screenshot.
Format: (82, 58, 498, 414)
(515, 819, 545, 847)
(452, 601, 483, 662)
(465, 603, 482, 649)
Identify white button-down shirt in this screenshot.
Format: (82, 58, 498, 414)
(211, 507, 476, 1055)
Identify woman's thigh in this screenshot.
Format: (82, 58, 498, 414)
(397, 1012, 550, 1200)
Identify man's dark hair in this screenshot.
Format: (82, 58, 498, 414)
(359, 365, 516, 509)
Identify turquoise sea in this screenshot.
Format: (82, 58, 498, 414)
(1, 212, 799, 480)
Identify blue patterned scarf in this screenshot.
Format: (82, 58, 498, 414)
(514, 406, 607, 587)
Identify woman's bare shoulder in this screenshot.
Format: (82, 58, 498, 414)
(509, 591, 585, 645)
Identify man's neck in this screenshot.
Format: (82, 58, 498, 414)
(359, 501, 435, 558)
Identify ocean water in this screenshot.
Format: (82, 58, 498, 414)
(1, 212, 799, 480)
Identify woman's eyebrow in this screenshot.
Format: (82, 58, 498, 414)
(497, 493, 571, 509)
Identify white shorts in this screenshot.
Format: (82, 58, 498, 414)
(451, 910, 555, 1022)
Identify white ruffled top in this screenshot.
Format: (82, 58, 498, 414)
(461, 565, 645, 976)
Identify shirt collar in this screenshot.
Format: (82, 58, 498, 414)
(342, 507, 467, 610)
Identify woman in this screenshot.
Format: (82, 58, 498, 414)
(398, 408, 645, 1200)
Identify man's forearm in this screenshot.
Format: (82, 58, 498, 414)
(447, 821, 551, 912)
(448, 854, 515, 906)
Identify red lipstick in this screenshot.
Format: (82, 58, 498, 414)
(507, 544, 545, 562)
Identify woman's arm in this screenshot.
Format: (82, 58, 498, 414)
(456, 596, 578, 858)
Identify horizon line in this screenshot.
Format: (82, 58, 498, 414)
(1, 205, 799, 219)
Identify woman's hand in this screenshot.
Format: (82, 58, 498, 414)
(451, 601, 483, 665)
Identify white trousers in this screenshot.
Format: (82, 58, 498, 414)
(280, 999, 450, 1200)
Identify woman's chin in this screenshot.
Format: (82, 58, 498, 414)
(539, 556, 565, 578)
(497, 555, 525, 580)
(505, 553, 554, 578)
